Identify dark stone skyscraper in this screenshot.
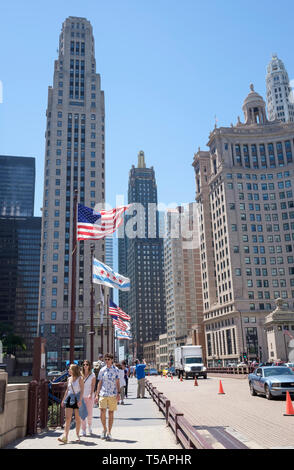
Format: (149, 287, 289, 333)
(0, 155, 35, 217)
(119, 151, 166, 359)
(0, 155, 40, 375)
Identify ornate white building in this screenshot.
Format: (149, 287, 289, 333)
(193, 84, 294, 366)
(266, 54, 294, 123)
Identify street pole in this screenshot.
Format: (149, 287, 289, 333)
(90, 243, 95, 364)
(106, 287, 109, 352)
(101, 286, 104, 356)
(70, 190, 78, 364)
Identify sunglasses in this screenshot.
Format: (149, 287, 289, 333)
(105, 358, 112, 361)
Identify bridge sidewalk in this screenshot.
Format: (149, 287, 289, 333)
(4, 377, 181, 450)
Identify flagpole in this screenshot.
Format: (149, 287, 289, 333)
(101, 286, 104, 356)
(90, 243, 95, 364)
(106, 287, 109, 352)
(70, 189, 78, 364)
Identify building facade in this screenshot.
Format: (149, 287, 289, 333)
(38, 17, 106, 371)
(119, 151, 166, 359)
(0, 155, 35, 217)
(0, 216, 41, 374)
(266, 54, 294, 123)
(164, 204, 204, 364)
(193, 84, 294, 366)
(264, 298, 294, 363)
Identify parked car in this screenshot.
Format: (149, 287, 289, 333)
(285, 363, 294, 372)
(237, 362, 247, 368)
(248, 366, 294, 400)
(47, 370, 62, 377)
(227, 362, 237, 367)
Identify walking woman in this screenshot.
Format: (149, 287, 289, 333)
(58, 363, 84, 444)
(81, 360, 96, 436)
(121, 360, 129, 398)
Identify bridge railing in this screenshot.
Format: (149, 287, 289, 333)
(27, 379, 67, 435)
(207, 366, 255, 375)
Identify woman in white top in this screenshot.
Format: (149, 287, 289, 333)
(116, 363, 126, 404)
(58, 363, 84, 444)
(81, 360, 96, 436)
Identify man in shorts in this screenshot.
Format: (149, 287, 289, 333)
(95, 353, 120, 441)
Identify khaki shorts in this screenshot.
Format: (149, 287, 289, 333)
(99, 395, 117, 411)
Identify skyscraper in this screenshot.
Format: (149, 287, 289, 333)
(0, 217, 41, 374)
(266, 54, 294, 123)
(38, 17, 105, 370)
(193, 84, 294, 366)
(0, 155, 35, 217)
(0, 155, 40, 375)
(164, 204, 204, 362)
(119, 151, 166, 359)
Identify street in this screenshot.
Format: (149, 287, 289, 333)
(147, 374, 294, 449)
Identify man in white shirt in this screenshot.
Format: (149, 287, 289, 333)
(95, 353, 120, 441)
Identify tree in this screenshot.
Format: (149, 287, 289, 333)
(0, 323, 26, 355)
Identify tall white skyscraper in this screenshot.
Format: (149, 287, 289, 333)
(266, 54, 294, 123)
(38, 17, 105, 370)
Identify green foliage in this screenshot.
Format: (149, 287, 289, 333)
(0, 322, 26, 355)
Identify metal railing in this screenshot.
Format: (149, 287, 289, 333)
(207, 366, 255, 375)
(27, 379, 67, 435)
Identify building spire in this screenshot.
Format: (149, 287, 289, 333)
(137, 150, 146, 168)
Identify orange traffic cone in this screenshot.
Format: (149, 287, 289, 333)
(284, 392, 294, 416)
(194, 377, 198, 387)
(218, 380, 225, 394)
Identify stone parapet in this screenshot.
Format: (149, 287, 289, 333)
(0, 371, 29, 448)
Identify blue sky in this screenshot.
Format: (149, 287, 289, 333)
(1, 0, 294, 217)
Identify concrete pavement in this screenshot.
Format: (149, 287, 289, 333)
(148, 374, 294, 449)
(4, 377, 181, 450)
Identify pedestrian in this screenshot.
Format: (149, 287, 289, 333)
(130, 364, 135, 377)
(95, 353, 120, 441)
(116, 363, 126, 404)
(122, 360, 129, 398)
(93, 353, 106, 392)
(58, 363, 84, 444)
(135, 358, 147, 398)
(81, 360, 96, 436)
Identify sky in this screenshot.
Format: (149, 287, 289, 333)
(1, 0, 294, 217)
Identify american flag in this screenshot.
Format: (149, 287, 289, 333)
(109, 299, 131, 321)
(77, 203, 130, 240)
(111, 314, 128, 331)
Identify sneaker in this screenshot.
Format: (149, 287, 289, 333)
(81, 430, 86, 437)
(88, 427, 92, 435)
(106, 433, 113, 441)
(57, 436, 67, 444)
(101, 429, 107, 439)
(121, 401, 124, 405)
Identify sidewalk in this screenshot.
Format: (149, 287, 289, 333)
(4, 377, 181, 450)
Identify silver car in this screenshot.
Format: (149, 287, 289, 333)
(248, 366, 294, 400)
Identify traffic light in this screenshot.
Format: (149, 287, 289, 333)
(243, 352, 247, 361)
